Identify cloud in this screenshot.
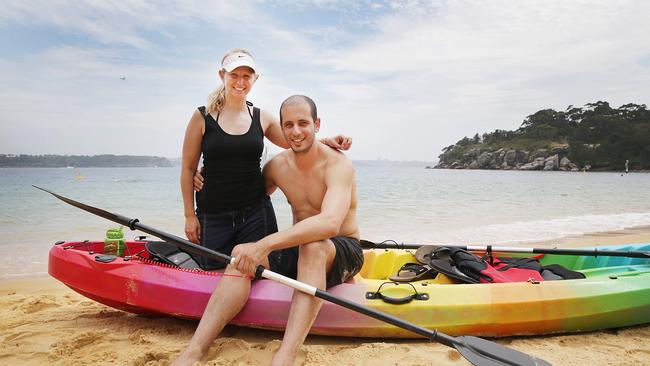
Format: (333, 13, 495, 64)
(276, 1, 650, 159)
(0, 1, 261, 49)
(1, 0, 649, 160)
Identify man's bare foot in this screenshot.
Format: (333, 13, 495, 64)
(171, 346, 205, 366)
(269, 349, 296, 366)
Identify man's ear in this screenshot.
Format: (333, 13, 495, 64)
(314, 117, 321, 133)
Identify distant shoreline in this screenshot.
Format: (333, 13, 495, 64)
(0, 154, 173, 168)
(1, 157, 439, 168)
(0, 165, 176, 168)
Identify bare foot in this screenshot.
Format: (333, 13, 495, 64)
(171, 346, 205, 366)
(270, 349, 296, 366)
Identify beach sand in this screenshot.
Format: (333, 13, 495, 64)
(2, 229, 650, 366)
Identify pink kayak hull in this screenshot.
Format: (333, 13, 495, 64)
(48, 241, 372, 336)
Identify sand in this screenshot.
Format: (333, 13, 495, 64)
(2, 229, 650, 366)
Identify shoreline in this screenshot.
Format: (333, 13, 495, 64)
(3, 224, 650, 281)
(1, 228, 650, 365)
(531, 224, 650, 248)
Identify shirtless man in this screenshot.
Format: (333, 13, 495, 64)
(173, 95, 363, 366)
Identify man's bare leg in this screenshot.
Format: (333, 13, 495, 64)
(270, 240, 336, 366)
(172, 265, 252, 366)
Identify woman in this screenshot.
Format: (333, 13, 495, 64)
(181, 49, 351, 269)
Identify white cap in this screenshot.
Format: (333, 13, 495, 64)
(222, 52, 257, 73)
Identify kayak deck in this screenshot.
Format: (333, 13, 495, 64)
(49, 241, 650, 337)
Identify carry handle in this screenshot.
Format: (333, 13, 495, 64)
(366, 282, 429, 305)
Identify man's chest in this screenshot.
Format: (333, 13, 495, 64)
(276, 172, 327, 213)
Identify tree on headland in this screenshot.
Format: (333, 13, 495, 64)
(437, 102, 650, 171)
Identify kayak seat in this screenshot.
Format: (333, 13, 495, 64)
(145, 241, 201, 269)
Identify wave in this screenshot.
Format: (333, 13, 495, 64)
(446, 212, 650, 245)
(362, 212, 650, 245)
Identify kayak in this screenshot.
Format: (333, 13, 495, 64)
(49, 240, 650, 338)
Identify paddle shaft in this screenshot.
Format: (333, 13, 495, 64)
(37, 186, 551, 365)
(362, 241, 650, 259)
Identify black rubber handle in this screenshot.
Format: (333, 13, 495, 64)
(366, 282, 429, 305)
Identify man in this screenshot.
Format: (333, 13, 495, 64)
(173, 95, 363, 366)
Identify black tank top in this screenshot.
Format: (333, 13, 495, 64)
(196, 104, 266, 211)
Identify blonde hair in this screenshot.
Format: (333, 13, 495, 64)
(205, 48, 255, 115)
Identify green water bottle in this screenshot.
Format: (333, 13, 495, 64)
(104, 226, 126, 256)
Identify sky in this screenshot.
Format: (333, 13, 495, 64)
(1, 0, 649, 161)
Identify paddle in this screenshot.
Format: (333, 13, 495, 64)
(35, 186, 551, 366)
(360, 240, 650, 259)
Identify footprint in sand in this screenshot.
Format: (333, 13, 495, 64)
(73, 309, 126, 320)
(3, 331, 32, 342)
(128, 329, 155, 345)
(48, 330, 108, 361)
(16, 295, 61, 314)
(201, 338, 301, 365)
(131, 352, 169, 366)
(63, 294, 83, 305)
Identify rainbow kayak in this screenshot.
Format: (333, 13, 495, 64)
(49, 240, 650, 338)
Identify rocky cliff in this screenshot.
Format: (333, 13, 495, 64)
(436, 146, 583, 171)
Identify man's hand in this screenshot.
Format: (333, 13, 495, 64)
(320, 135, 352, 151)
(231, 242, 271, 277)
(193, 168, 204, 192)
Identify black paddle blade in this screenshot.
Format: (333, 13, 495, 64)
(35, 185, 233, 264)
(33, 185, 132, 227)
(454, 336, 552, 366)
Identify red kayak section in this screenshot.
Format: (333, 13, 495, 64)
(48, 241, 371, 335)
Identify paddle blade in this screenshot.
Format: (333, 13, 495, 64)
(33, 185, 131, 227)
(454, 336, 552, 366)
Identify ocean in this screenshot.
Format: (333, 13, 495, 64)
(2, 163, 650, 278)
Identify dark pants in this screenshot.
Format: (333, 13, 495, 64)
(194, 195, 278, 270)
(268, 236, 364, 288)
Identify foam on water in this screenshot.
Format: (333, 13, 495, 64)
(441, 212, 650, 245)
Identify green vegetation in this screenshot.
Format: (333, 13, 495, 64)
(0, 154, 172, 168)
(438, 101, 650, 170)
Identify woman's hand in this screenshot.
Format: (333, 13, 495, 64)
(193, 168, 204, 192)
(185, 215, 201, 243)
(320, 135, 352, 150)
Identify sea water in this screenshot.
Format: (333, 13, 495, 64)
(1, 163, 650, 278)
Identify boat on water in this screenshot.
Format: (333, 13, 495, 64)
(49, 240, 650, 338)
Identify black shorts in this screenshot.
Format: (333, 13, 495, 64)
(194, 195, 278, 270)
(268, 236, 364, 288)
